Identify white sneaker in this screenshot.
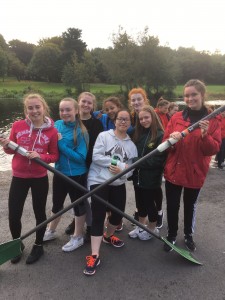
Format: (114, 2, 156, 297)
(128, 226, 140, 238)
(138, 228, 159, 241)
(62, 236, 84, 252)
(43, 229, 56, 241)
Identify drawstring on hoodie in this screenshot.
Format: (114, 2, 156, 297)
(26, 116, 51, 164)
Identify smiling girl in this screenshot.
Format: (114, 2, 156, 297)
(83, 109, 137, 276)
(0, 93, 59, 264)
(128, 105, 166, 240)
(163, 79, 221, 252)
(43, 98, 89, 252)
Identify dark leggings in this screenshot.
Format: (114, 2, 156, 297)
(134, 186, 161, 223)
(217, 138, 225, 167)
(90, 184, 126, 236)
(134, 186, 163, 215)
(52, 173, 87, 216)
(165, 180, 200, 237)
(8, 176, 49, 245)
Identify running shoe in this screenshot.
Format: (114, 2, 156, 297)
(83, 255, 100, 276)
(62, 236, 84, 252)
(103, 233, 124, 247)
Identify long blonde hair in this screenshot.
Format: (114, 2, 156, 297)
(60, 98, 89, 148)
(133, 105, 164, 143)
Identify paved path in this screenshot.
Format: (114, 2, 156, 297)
(0, 167, 225, 300)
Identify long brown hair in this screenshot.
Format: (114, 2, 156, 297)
(133, 105, 164, 143)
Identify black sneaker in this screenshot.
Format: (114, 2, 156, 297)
(65, 219, 75, 235)
(103, 233, 124, 247)
(11, 242, 25, 264)
(163, 236, 176, 252)
(156, 212, 164, 229)
(184, 235, 196, 251)
(26, 244, 44, 264)
(83, 255, 100, 276)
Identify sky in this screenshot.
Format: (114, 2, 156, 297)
(1, 0, 225, 54)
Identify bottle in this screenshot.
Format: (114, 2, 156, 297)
(111, 155, 119, 166)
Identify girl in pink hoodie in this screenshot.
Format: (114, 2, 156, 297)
(0, 93, 59, 265)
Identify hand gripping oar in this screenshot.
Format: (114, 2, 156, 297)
(0, 104, 224, 266)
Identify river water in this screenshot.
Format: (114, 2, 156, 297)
(1, 98, 225, 171)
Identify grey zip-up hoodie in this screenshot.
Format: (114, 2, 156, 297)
(88, 129, 137, 186)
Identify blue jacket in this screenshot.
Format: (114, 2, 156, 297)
(54, 120, 88, 176)
(93, 111, 115, 131)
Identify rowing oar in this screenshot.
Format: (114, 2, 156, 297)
(0, 104, 224, 266)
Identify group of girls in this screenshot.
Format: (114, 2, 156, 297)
(0, 79, 221, 277)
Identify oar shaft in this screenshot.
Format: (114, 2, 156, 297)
(20, 156, 162, 240)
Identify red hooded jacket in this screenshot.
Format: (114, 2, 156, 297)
(163, 111, 221, 189)
(155, 108, 169, 129)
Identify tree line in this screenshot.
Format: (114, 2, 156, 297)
(1, 26, 225, 101)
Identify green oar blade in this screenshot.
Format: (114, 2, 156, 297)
(0, 238, 22, 265)
(161, 237, 203, 265)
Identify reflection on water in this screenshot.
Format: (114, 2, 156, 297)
(0, 128, 12, 171)
(1, 98, 225, 172)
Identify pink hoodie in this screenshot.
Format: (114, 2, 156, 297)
(4, 117, 59, 178)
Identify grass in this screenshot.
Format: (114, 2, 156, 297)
(0, 78, 225, 100)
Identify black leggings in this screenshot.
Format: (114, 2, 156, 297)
(90, 184, 126, 236)
(8, 176, 49, 245)
(134, 186, 161, 223)
(52, 173, 87, 216)
(165, 180, 200, 237)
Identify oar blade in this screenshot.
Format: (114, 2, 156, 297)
(0, 239, 22, 265)
(161, 237, 203, 265)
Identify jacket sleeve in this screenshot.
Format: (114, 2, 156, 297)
(199, 118, 221, 156)
(92, 133, 111, 167)
(58, 131, 88, 163)
(3, 123, 18, 155)
(39, 129, 59, 163)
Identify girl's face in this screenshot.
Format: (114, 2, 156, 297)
(169, 106, 179, 116)
(25, 97, 45, 125)
(139, 111, 152, 129)
(78, 95, 94, 115)
(104, 101, 119, 120)
(115, 111, 131, 132)
(158, 105, 169, 114)
(59, 101, 78, 122)
(184, 86, 204, 110)
(130, 93, 145, 113)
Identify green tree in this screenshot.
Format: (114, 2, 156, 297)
(61, 28, 87, 63)
(90, 48, 110, 83)
(8, 39, 35, 65)
(0, 48, 8, 81)
(28, 43, 62, 82)
(7, 52, 26, 81)
(0, 34, 8, 50)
